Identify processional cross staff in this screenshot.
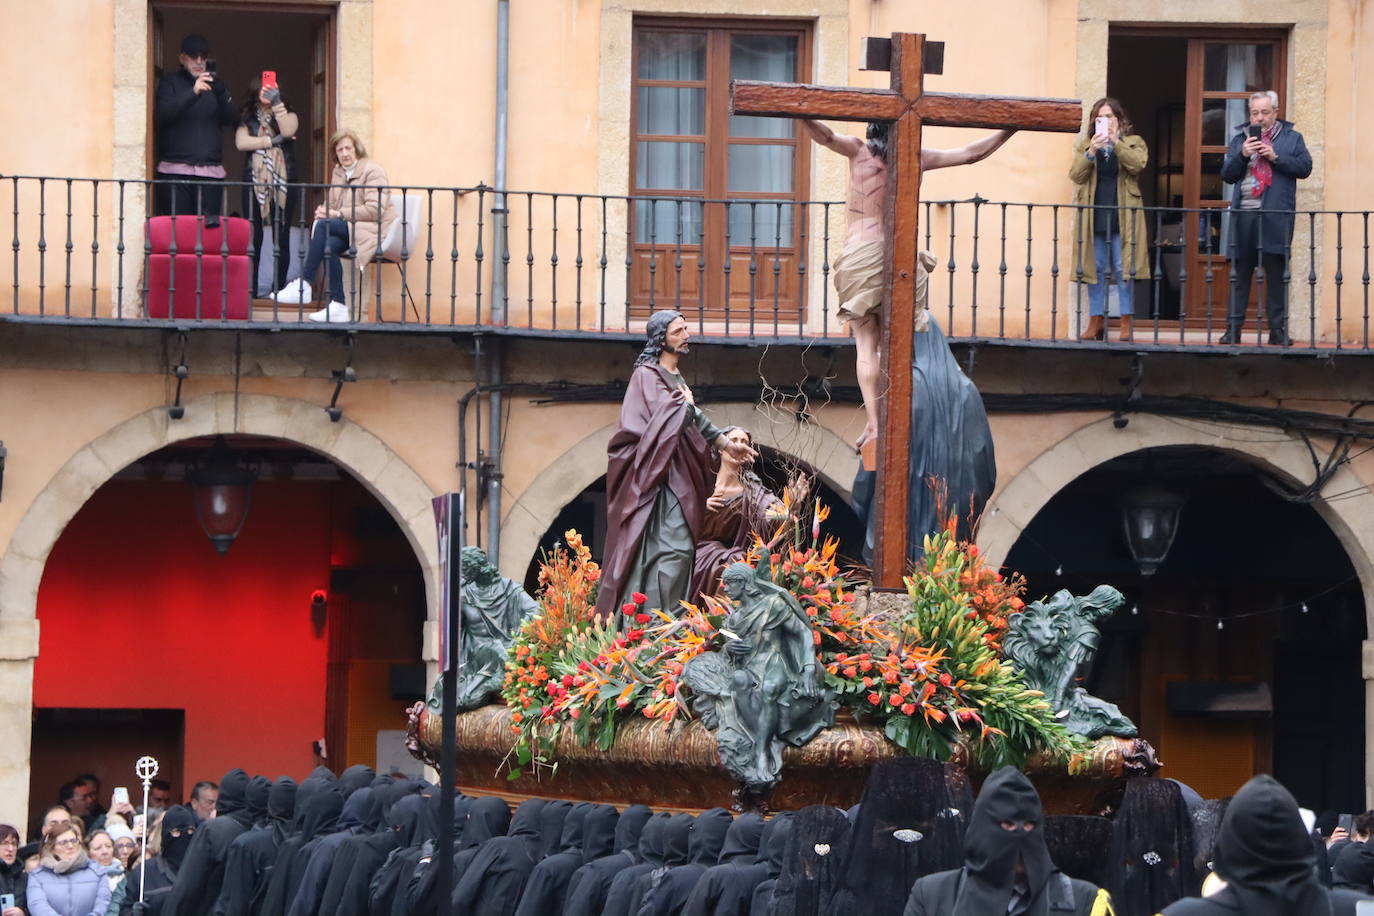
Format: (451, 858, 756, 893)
(135, 755, 159, 903)
(731, 33, 1082, 586)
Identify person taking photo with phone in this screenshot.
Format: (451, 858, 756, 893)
(236, 74, 300, 298)
(1218, 90, 1312, 346)
(1069, 97, 1150, 342)
(153, 34, 237, 226)
(0, 824, 29, 916)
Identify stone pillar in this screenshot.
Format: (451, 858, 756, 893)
(0, 621, 39, 832)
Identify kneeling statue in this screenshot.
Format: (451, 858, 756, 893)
(682, 561, 836, 807)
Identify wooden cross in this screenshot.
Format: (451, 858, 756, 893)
(731, 32, 1081, 587)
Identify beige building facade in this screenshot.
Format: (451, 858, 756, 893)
(2, 0, 1373, 832)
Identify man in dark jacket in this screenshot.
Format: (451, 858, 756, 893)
(1219, 90, 1313, 346)
(153, 33, 236, 223)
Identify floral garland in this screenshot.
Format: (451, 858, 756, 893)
(499, 510, 1080, 779)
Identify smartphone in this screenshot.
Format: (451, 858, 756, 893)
(262, 70, 277, 91)
(0, 893, 14, 909)
(1340, 812, 1354, 832)
(206, 58, 218, 77)
(112, 786, 130, 807)
(1094, 116, 1110, 138)
(1247, 124, 1262, 140)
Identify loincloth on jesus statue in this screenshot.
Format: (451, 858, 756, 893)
(833, 240, 935, 332)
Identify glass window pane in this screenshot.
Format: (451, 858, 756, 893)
(1203, 44, 1274, 93)
(729, 34, 798, 138)
(1202, 98, 1249, 146)
(727, 144, 794, 193)
(637, 87, 705, 136)
(636, 142, 704, 191)
(635, 199, 703, 245)
(1199, 152, 1229, 201)
(637, 31, 706, 81)
(726, 201, 795, 246)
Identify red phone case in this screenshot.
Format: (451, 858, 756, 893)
(262, 71, 277, 90)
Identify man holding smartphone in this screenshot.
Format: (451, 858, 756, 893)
(1218, 90, 1312, 346)
(154, 34, 236, 225)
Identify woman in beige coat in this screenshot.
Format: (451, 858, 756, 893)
(1069, 97, 1150, 341)
(270, 128, 397, 322)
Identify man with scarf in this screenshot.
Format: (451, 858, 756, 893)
(595, 310, 757, 621)
(120, 805, 199, 916)
(164, 768, 257, 916)
(904, 766, 1113, 916)
(1218, 90, 1312, 346)
(1160, 773, 1338, 915)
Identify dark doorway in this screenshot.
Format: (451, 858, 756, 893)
(29, 708, 185, 838)
(1003, 446, 1364, 811)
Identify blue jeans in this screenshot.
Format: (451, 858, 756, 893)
(301, 218, 350, 304)
(1088, 231, 1132, 318)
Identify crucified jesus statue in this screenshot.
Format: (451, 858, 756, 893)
(802, 119, 1016, 454)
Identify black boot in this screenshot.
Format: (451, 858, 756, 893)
(1268, 329, 1293, 347)
(1218, 327, 1241, 345)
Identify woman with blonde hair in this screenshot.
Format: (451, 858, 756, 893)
(26, 820, 111, 916)
(1069, 97, 1150, 342)
(269, 128, 397, 323)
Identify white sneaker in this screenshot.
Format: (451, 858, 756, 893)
(271, 279, 312, 304)
(306, 301, 352, 323)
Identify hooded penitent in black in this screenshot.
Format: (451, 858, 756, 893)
(1159, 774, 1332, 916)
(600, 812, 672, 916)
(260, 783, 345, 916)
(562, 805, 654, 916)
(903, 767, 1107, 916)
(213, 775, 299, 916)
(246, 776, 273, 828)
(620, 812, 694, 916)
(748, 812, 794, 916)
(120, 805, 200, 916)
(316, 781, 425, 916)
(1044, 815, 1113, 888)
(285, 786, 377, 916)
(513, 803, 617, 916)
(767, 805, 852, 916)
(450, 797, 551, 916)
(637, 807, 734, 916)
(369, 792, 453, 916)
(165, 768, 255, 916)
(339, 765, 377, 799)
(1107, 777, 1198, 916)
(832, 756, 975, 916)
(1331, 839, 1374, 892)
(679, 811, 765, 916)
(404, 794, 513, 916)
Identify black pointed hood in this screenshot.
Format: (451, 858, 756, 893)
(160, 804, 199, 871)
(390, 793, 438, 848)
(299, 783, 345, 842)
(615, 805, 654, 857)
(1212, 774, 1330, 916)
(557, 804, 593, 855)
(509, 798, 549, 859)
(268, 776, 297, 824)
(661, 813, 695, 867)
(718, 812, 765, 864)
(639, 813, 671, 867)
(337, 786, 374, 832)
(758, 813, 792, 878)
(538, 801, 573, 858)
(954, 766, 1056, 916)
(462, 796, 512, 848)
(217, 767, 251, 820)
(689, 808, 734, 866)
(246, 774, 273, 826)
(581, 804, 621, 863)
(338, 764, 375, 798)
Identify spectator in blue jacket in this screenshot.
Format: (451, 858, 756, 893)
(27, 821, 110, 916)
(1219, 90, 1313, 346)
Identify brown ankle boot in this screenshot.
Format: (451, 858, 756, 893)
(1080, 315, 1105, 340)
(1119, 315, 1133, 341)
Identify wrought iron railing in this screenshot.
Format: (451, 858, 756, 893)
(1, 174, 1364, 351)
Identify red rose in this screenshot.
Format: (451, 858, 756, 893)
(867, 692, 881, 706)
(939, 672, 952, 687)
(888, 694, 902, 706)
(561, 675, 574, 688)
(626, 628, 645, 641)
(621, 603, 635, 614)
(635, 613, 652, 624)
(901, 703, 916, 716)
(632, 592, 648, 605)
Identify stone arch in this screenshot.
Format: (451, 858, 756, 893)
(499, 405, 861, 576)
(0, 392, 440, 625)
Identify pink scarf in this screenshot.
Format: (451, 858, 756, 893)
(1252, 124, 1277, 198)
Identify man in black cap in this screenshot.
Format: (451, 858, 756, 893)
(154, 33, 236, 224)
(904, 766, 1113, 916)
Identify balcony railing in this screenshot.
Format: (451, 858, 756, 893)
(2, 174, 1367, 351)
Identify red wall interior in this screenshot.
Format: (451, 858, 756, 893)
(35, 479, 335, 805)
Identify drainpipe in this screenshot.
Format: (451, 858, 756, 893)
(486, 0, 511, 566)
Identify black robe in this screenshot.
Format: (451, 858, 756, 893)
(404, 795, 513, 916)
(451, 799, 549, 916)
(1332, 839, 1374, 891)
(597, 812, 673, 916)
(368, 794, 460, 916)
(513, 803, 617, 916)
(339, 765, 377, 799)
(285, 787, 377, 916)
(213, 776, 298, 916)
(746, 813, 792, 916)
(259, 785, 345, 916)
(637, 807, 734, 916)
(767, 806, 851, 916)
(122, 806, 199, 916)
(904, 869, 1108, 916)
(317, 782, 424, 916)
(681, 812, 766, 916)
(562, 805, 655, 916)
(165, 768, 255, 916)
(621, 813, 695, 916)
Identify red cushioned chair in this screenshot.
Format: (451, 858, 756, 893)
(145, 216, 252, 319)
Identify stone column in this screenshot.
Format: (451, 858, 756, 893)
(0, 621, 39, 832)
